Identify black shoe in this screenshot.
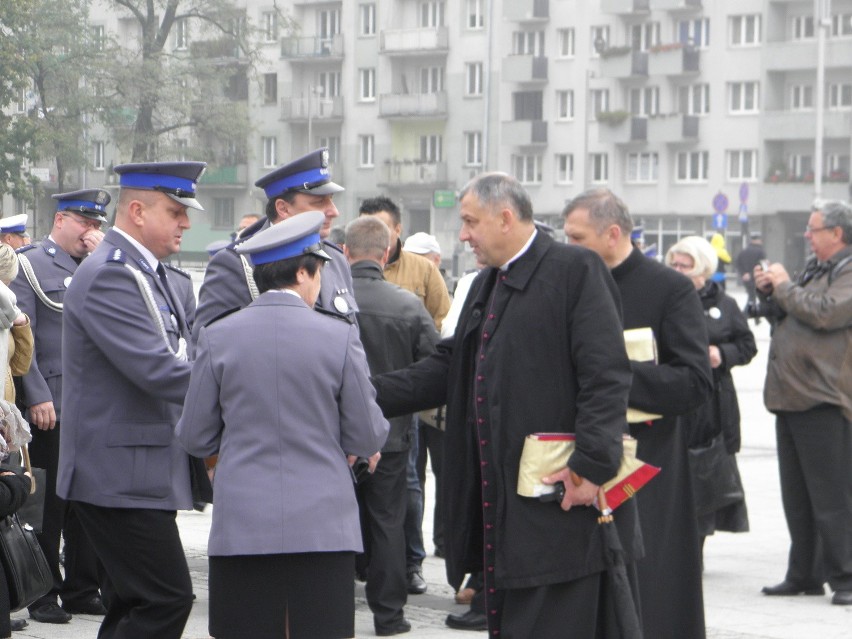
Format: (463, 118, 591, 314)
(434, 545, 445, 558)
(832, 590, 852, 605)
(62, 594, 107, 615)
(761, 580, 825, 596)
(10, 618, 27, 631)
(375, 618, 411, 636)
(446, 610, 487, 631)
(407, 567, 427, 594)
(30, 602, 72, 624)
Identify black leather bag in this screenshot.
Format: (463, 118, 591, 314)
(14, 446, 46, 534)
(688, 433, 745, 517)
(0, 513, 52, 611)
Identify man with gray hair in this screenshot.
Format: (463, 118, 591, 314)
(345, 216, 439, 636)
(373, 173, 641, 636)
(564, 187, 713, 639)
(756, 200, 852, 606)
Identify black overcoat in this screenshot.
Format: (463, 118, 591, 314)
(374, 232, 642, 593)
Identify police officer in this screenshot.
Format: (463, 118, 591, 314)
(57, 162, 204, 639)
(11, 189, 108, 624)
(195, 147, 357, 335)
(0, 214, 31, 249)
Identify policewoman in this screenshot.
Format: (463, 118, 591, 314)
(177, 211, 388, 639)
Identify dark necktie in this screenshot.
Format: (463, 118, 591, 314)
(156, 263, 181, 330)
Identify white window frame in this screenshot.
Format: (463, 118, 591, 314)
(828, 83, 852, 110)
(14, 86, 27, 113)
(788, 153, 812, 179)
(465, 62, 483, 97)
(626, 152, 659, 184)
(555, 153, 574, 184)
(825, 153, 850, 174)
(175, 138, 188, 162)
(318, 9, 341, 38)
(360, 4, 376, 36)
(557, 28, 575, 58)
(630, 86, 660, 117)
(93, 140, 105, 170)
(465, 131, 482, 166)
(831, 12, 852, 37)
(262, 11, 278, 43)
(727, 149, 758, 182)
(729, 14, 761, 47)
(632, 22, 661, 52)
(590, 89, 610, 119)
(677, 18, 710, 49)
(467, 0, 484, 30)
(556, 90, 574, 121)
(729, 81, 760, 114)
(792, 15, 815, 40)
(420, 135, 443, 163)
(420, 66, 445, 94)
(676, 151, 709, 183)
(263, 73, 277, 105)
(512, 154, 543, 185)
(92, 24, 106, 52)
(512, 31, 545, 56)
(590, 153, 609, 183)
(591, 25, 610, 57)
(359, 135, 375, 167)
(791, 84, 814, 111)
(262, 136, 277, 168)
(419, 1, 445, 28)
(318, 71, 341, 98)
(359, 68, 376, 101)
(680, 83, 710, 116)
(174, 18, 189, 50)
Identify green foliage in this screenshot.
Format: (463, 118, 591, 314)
(596, 110, 631, 126)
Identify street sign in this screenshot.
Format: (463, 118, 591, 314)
(712, 192, 729, 213)
(738, 202, 748, 224)
(739, 182, 749, 203)
(713, 212, 728, 229)
(433, 190, 456, 208)
(30, 168, 50, 182)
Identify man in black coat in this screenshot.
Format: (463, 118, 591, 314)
(374, 173, 641, 637)
(564, 188, 713, 639)
(735, 233, 767, 318)
(344, 216, 439, 636)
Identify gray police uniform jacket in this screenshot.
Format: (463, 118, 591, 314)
(57, 229, 193, 510)
(176, 291, 389, 556)
(10, 239, 76, 419)
(194, 219, 357, 342)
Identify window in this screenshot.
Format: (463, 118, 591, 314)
(262, 136, 277, 168)
(318, 136, 340, 163)
(420, 135, 443, 162)
(557, 28, 575, 58)
(630, 86, 660, 117)
(828, 83, 852, 109)
(359, 68, 376, 101)
(677, 18, 710, 48)
(360, 4, 376, 36)
(591, 25, 610, 56)
(262, 11, 278, 42)
(420, 66, 445, 94)
(627, 152, 659, 183)
(512, 155, 542, 184)
(676, 151, 709, 182)
(465, 132, 482, 166)
(792, 15, 814, 40)
(555, 153, 574, 184)
(512, 31, 545, 56)
(419, 1, 445, 28)
(825, 153, 850, 177)
(173, 18, 188, 50)
(359, 135, 374, 167)
(556, 90, 574, 120)
(93, 141, 105, 170)
(176, 138, 188, 161)
(729, 82, 759, 113)
(513, 91, 543, 120)
(831, 12, 852, 37)
(14, 86, 26, 113)
(791, 85, 813, 110)
(788, 154, 812, 179)
(213, 198, 235, 230)
(467, 0, 484, 29)
(465, 62, 483, 96)
(727, 150, 758, 181)
(632, 22, 660, 52)
(590, 153, 609, 183)
(263, 73, 277, 105)
(590, 89, 610, 118)
(318, 10, 340, 38)
(318, 71, 341, 98)
(730, 15, 761, 46)
(91, 25, 106, 51)
(679, 84, 710, 115)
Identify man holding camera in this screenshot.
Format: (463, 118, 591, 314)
(756, 200, 852, 606)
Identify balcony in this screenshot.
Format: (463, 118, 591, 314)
(761, 110, 852, 141)
(601, 0, 650, 15)
(599, 50, 648, 78)
(381, 27, 448, 56)
(381, 161, 448, 187)
(502, 120, 548, 146)
(598, 116, 648, 144)
(281, 96, 344, 122)
(281, 34, 344, 61)
(651, 0, 702, 11)
(379, 92, 448, 119)
(647, 114, 699, 142)
(505, 0, 549, 22)
(758, 181, 848, 212)
(201, 164, 248, 186)
(502, 55, 548, 83)
(764, 39, 852, 72)
(293, 0, 341, 4)
(647, 45, 699, 76)
(190, 38, 244, 60)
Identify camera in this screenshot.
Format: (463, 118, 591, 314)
(352, 457, 371, 484)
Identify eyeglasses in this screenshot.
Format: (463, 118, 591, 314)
(62, 213, 102, 231)
(805, 225, 836, 234)
(669, 261, 693, 271)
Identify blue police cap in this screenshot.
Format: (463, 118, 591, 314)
(631, 225, 644, 241)
(52, 188, 111, 223)
(235, 211, 331, 266)
(0, 214, 29, 236)
(205, 239, 230, 256)
(114, 161, 207, 211)
(254, 148, 344, 200)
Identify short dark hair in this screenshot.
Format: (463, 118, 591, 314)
(359, 196, 401, 226)
(458, 172, 534, 222)
(264, 191, 299, 223)
(253, 254, 323, 294)
(562, 188, 633, 235)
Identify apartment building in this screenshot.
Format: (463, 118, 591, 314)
(3, 0, 848, 273)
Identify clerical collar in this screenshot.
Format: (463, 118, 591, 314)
(500, 228, 537, 271)
(113, 227, 160, 272)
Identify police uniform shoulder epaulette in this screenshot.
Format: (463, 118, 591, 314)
(202, 306, 241, 329)
(323, 240, 344, 255)
(106, 248, 126, 264)
(15, 244, 36, 254)
(164, 263, 192, 280)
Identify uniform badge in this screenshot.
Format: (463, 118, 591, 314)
(321, 149, 329, 168)
(63, 276, 72, 288)
(708, 307, 721, 319)
(48, 247, 56, 255)
(96, 191, 108, 205)
(333, 295, 349, 314)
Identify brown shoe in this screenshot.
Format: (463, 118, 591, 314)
(454, 587, 476, 605)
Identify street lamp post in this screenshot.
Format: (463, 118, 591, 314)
(306, 85, 324, 153)
(814, 0, 831, 201)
